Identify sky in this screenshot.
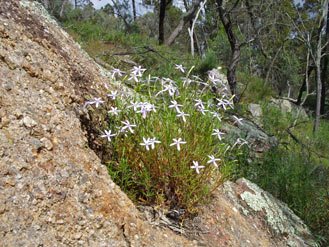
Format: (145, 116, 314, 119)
(89, 0, 155, 15)
(90, 0, 108, 9)
(89, 0, 303, 12)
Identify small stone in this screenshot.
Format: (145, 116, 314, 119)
(13, 109, 23, 119)
(0, 115, 9, 128)
(40, 137, 53, 150)
(23, 116, 37, 128)
(0, 204, 6, 214)
(4, 82, 12, 91)
(78, 194, 84, 203)
(6, 179, 16, 186)
(74, 232, 82, 240)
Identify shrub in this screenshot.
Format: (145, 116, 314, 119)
(241, 147, 329, 246)
(238, 72, 275, 103)
(84, 65, 246, 214)
(196, 49, 218, 77)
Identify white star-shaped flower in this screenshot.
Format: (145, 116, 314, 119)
(233, 115, 243, 125)
(208, 72, 220, 84)
(156, 84, 178, 97)
(168, 100, 183, 112)
(128, 101, 140, 111)
(149, 137, 161, 149)
(212, 129, 225, 141)
(93, 98, 104, 108)
(237, 138, 249, 147)
(223, 99, 234, 109)
(140, 137, 152, 150)
(85, 98, 105, 108)
(108, 107, 121, 115)
(194, 99, 205, 109)
(131, 66, 146, 77)
(107, 90, 119, 100)
(174, 64, 185, 73)
(176, 111, 190, 122)
(128, 73, 140, 83)
(169, 138, 187, 151)
(190, 161, 205, 174)
(137, 102, 156, 119)
(197, 106, 208, 115)
(111, 68, 125, 79)
(207, 155, 221, 167)
(211, 111, 222, 121)
(100, 130, 117, 142)
(216, 99, 227, 110)
(120, 120, 136, 133)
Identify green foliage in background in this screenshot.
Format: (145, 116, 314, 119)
(240, 146, 329, 245)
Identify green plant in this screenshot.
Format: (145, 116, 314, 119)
(239, 72, 275, 103)
(85, 66, 244, 214)
(196, 49, 218, 77)
(240, 146, 329, 246)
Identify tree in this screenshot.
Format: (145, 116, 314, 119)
(165, 0, 203, 46)
(215, 0, 253, 102)
(320, 1, 329, 115)
(159, 0, 173, 44)
(132, 0, 137, 21)
(59, 0, 68, 18)
(109, 0, 134, 30)
(314, 0, 328, 132)
(287, 0, 328, 132)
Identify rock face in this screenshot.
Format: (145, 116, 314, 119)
(0, 1, 316, 247)
(223, 119, 277, 156)
(270, 98, 308, 119)
(248, 103, 262, 125)
(191, 179, 316, 247)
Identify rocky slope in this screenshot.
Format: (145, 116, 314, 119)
(0, 1, 316, 246)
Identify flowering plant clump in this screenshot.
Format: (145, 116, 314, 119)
(84, 65, 249, 213)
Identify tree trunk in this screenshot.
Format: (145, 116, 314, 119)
(314, 0, 328, 132)
(184, 0, 199, 56)
(132, 0, 137, 21)
(320, 2, 329, 115)
(75, 0, 77, 9)
(296, 66, 313, 105)
(216, 0, 241, 102)
(314, 44, 322, 132)
(228, 45, 241, 100)
(59, 0, 68, 19)
(165, 0, 203, 46)
(43, 0, 49, 10)
(265, 40, 287, 85)
(159, 0, 167, 44)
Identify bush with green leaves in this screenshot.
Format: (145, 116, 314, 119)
(238, 72, 275, 103)
(241, 146, 329, 246)
(195, 49, 219, 77)
(84, 65, 247, 213)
